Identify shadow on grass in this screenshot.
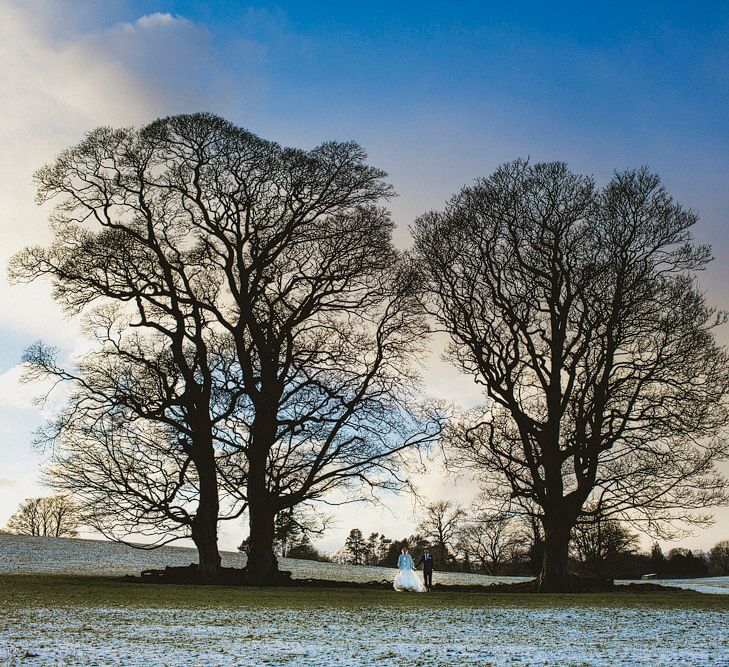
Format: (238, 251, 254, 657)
(3, 574, 728, 612)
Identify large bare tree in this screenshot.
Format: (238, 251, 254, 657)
(413, 160, 729, 591)
(13, 223, 241, 582)
(11, 113, 439, 584)
(23, 327, 245, 573)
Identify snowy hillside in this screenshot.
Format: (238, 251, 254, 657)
(2, 534, 728, 594)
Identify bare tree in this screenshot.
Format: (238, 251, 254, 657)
(457, 510, 519, 575)
(40, 399, 243, 556)
(5, 496, 79, 537)
(570, 506, 639, 577)
(19, 313, 243, 582)
(709, 540, 729, 575)
(414, 160, 729, 591)
(11, 113, 440, 584)
(417, 500, 466, 561)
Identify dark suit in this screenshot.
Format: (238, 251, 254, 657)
(416, 552, 434, 590)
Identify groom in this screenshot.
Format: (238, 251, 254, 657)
(417, 547, 435, 591)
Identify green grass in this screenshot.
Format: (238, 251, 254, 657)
(3, 574, 729, 612)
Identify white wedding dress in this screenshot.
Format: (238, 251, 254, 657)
(393, 553, 426, 592)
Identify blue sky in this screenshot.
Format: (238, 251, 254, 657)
(148, 1, 729, 144)
(1, 0, 728, 552)
(70, 2, 729, 172)
(128, 1, 729, 260)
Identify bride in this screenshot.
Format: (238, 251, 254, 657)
(393, 547, 426, 592)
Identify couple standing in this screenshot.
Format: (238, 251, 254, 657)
(393, 546, 434, 592)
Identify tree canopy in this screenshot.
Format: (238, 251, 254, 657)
(11, 113, 440, 583)
(413, 159, 729, 591)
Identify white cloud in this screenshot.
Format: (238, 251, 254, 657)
(0, 2, 247, 344)
(135, 12, 182, 29)
(70, 12, 234, 117)
(0, 362, 73, 417)
(0, 2, 257, 533)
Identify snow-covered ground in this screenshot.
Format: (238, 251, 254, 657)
(2, 534, 728, 593)
(620, 576, 729, 595)
(2, 535, 729, 666)
(1, 604, 727, 666)
(0, 534, 529, 586)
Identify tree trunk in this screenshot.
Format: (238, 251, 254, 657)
(191, 515, 221, 584)
(246, 495, 279, 584)
(245, 415, 280, 584)
(537, 514, 573, 592)
(190, 455, 222, 584)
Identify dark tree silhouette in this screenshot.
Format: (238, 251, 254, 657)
(5, 495, 79, 537)
(363, 532, 381, 565)
(709, 540, 729, 575)
(457, 509, 519, 575)
(286, 535, 328, 561)
(342, 528, 367, 564)
(11, 113, 439, 584)
(649, 542, 667, 576)
(20, 324, 243, 582)
(417, 500, 466, 563)
(377, 534, 393, 564)
(570, 507, 639, 577)
(414, 160, 729, 591)
(666, 548, 709, 577)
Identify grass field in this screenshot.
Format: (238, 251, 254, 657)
(2, 536, 729, 665)
(2, 574, 729, 666)
(5, 574, 729, 611)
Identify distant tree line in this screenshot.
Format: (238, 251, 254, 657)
(332, 500, 729, 579)
(3, 494, 728, 579)
(335, 500, 543, 575)
(647, 542, 729, 579)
